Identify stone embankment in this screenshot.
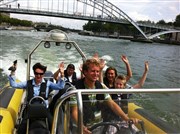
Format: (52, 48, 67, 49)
(0, 25, 34, 31)
(10, 26, 34, 30)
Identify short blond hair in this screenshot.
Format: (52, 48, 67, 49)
(115, 75, 127, 87)
(82, 58, 100, 73)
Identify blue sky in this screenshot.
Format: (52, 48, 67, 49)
(11, 0, 179, 29)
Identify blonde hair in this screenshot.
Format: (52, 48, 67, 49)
(82, 58, 100, 73)
(115, 75, 127, 87)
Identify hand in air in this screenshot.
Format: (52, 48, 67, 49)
(144, 61, 149, 72)
(121, 55, 129, 64)
(99, 58, 106, 70)
(8, 60, 17, 73)
(92, 52, 106, 70)
(92, 52, 99, 61)
(58, 62, 64, 74)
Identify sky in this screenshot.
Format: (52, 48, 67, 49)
(10, 0, 180, 30)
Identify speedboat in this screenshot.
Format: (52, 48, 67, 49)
(0, 29, 179, 134)
(5, 26, 13, 30)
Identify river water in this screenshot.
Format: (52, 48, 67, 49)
(0, 30, 180, 130)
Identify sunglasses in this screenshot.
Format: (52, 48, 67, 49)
(34, 72, 44, 76)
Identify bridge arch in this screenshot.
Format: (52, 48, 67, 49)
(0, 0, 175, 40)
(78, 0, 148, 39)
(148, 30, 180, 39)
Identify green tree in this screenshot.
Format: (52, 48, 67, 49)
(174, 14, 180, 27)
(0, 13, 33, 26)
(156, 19, 166, 25)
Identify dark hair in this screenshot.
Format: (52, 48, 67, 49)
(33, 63, 47, 73)
(67, 64, 75, 70)
(105, 66, 118, 78)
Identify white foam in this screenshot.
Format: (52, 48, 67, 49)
(101, 55, 114, 61)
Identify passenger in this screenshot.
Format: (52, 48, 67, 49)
(103, 55, 132, 90)
(114, 61, 149, 113)
(91, 53, 132, 107)
(8, 62, 65, 133)
(49, 62, 77, 114)
(53, 63, 77, 85)
(70, 58, 139, 134)
(115, 61, 149, 89)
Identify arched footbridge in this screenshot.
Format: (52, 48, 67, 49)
(0, 0, 179, 39)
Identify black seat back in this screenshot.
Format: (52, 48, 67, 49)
(27, 103, 50, 133)
(27, 103, 48, 119)
(29, 127, 50, 134)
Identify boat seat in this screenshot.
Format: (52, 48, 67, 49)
(27, 103, 48, 119)
(29, 127, 50, 134)
(44, 71, 54, 82)
(26, 97, 50, 134)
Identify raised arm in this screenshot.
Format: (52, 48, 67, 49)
(8, 60, 27, 89)
(99, 58, 106, 83)
(133, 61, 149, 88)
(53, 69, 60, 81)
(53, 62, 64, 81)
(121, 55, 132, 82)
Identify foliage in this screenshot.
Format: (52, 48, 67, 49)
(174, 14, 180, 27)
(156, 20, 166, 25)
(83, 21, 141, 35)
(83, 14, 180, 34)
(0, 13, 33, 26)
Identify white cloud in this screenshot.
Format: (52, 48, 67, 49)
(112, 0, 179, 22)
(128, 11, 150, 21)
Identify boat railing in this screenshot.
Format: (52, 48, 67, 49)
(51, 88, 180, 134)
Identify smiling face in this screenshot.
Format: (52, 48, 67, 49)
(84, 63, 100, 83)
(115, 79, 126, 89)
(114, 75, 127, 89)
(34, 68, 44, 84)
(32, 63, 46, 84)
(82, 59, 101, 86)
(107, 69, 116, 82)
(67, 68, 75, 76)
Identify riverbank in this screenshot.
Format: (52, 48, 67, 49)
(77, 30, 180, 45)
(0, 25, 34, 31)
(83, 33, 180, 45)
(1, 25, 179, 45)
